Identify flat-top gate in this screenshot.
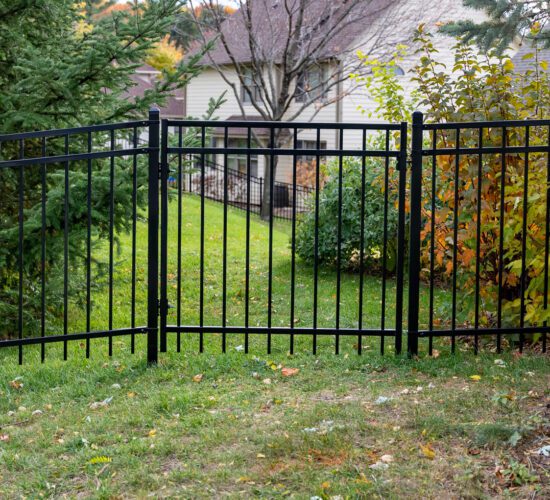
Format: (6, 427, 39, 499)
(0, 109, 548, 364)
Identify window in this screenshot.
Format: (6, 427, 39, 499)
(295, 67, 327, 103)
(241, 69, 262, 104)
(296, 140, 326, 163)
(227, 138, 258, 177)
(389, 65, 405, 76)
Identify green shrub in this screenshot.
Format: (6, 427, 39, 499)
(295, 156, 399, 273)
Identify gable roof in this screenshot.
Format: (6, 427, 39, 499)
(192, 0, 393, 66)
(123, 65, 185, 118)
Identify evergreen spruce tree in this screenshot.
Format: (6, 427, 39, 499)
(0, 0, 217, 337)
(83, 0, 118, 20)
(442, 0, 549, 54)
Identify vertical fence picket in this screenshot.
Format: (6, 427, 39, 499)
(407, 111, 423, 357)
(159, 119, 169, 353)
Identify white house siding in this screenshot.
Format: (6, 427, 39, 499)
(185, 0, 484, 180)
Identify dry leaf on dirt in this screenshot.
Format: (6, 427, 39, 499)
(281, 368, 299, 377)
(192, 374, 203, 383)
(469, 375, 481, 381)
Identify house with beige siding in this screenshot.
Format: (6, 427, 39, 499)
(184, 0, 482, 184)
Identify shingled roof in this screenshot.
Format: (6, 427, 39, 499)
(123, 65, 185, 118)
(192, 0, 393, 66)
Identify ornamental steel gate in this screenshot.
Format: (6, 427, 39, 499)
(0, 108, 548, 365)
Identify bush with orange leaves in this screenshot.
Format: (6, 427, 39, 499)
(357, 25, 550, 331)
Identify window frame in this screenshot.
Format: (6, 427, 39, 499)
(241, 69, 262, 104)
(295, 66, 328, 104)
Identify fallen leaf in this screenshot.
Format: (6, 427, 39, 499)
(148, 429, 157, 437)
(236, 476, 254, 484)
(469, 375, 481, 381)
(9, 379, 23, 390)
(256, 453, 266, 458)
(192, 374, 203, 383)
(0, 434, 9, 442)
(281, 368, 299, 377)
(420, 443, 436, 460)
(88, 456, 112, 465)
(127, 392, 136, 398)
(89, 397, 113, 410)
(321, 481, 331, 489)
(263, 378, 272, 385)
(380, 454, 394, 463)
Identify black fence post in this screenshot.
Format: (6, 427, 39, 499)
(159, 119, 169, 353)
(407, 111, 423, 356)
(147, 108, 160, 364)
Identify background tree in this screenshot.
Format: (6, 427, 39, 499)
(441, 0, 550, 53)
(187, 0, 403, 219)
(146, 36, 185, 72)
(0, 0, 213, 338)
(171, 2, 235, 50)
(83, 0, 118, 20)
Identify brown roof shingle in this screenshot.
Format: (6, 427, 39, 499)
(124, 66, 185, 118)
(191, 0, 393, 66)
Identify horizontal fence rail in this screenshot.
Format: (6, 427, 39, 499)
(0, 109, 548, 365)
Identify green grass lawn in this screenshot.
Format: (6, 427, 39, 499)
(24, 192, 453, 360)
(0, 349, 548, 497)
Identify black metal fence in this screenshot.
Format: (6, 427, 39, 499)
(409, 112, 550, 355)
(177, 158, 314, 221)
(161, 119, 407, 356)
(0, 109, 548, 365)
(0, 110, 158, 364)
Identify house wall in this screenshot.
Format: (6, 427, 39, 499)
(185, 0, 485, 181)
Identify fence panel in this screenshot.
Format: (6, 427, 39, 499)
(160, 119, 408, 356)
(408, 112, 550, 355)
(0, 111, 159, 364)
